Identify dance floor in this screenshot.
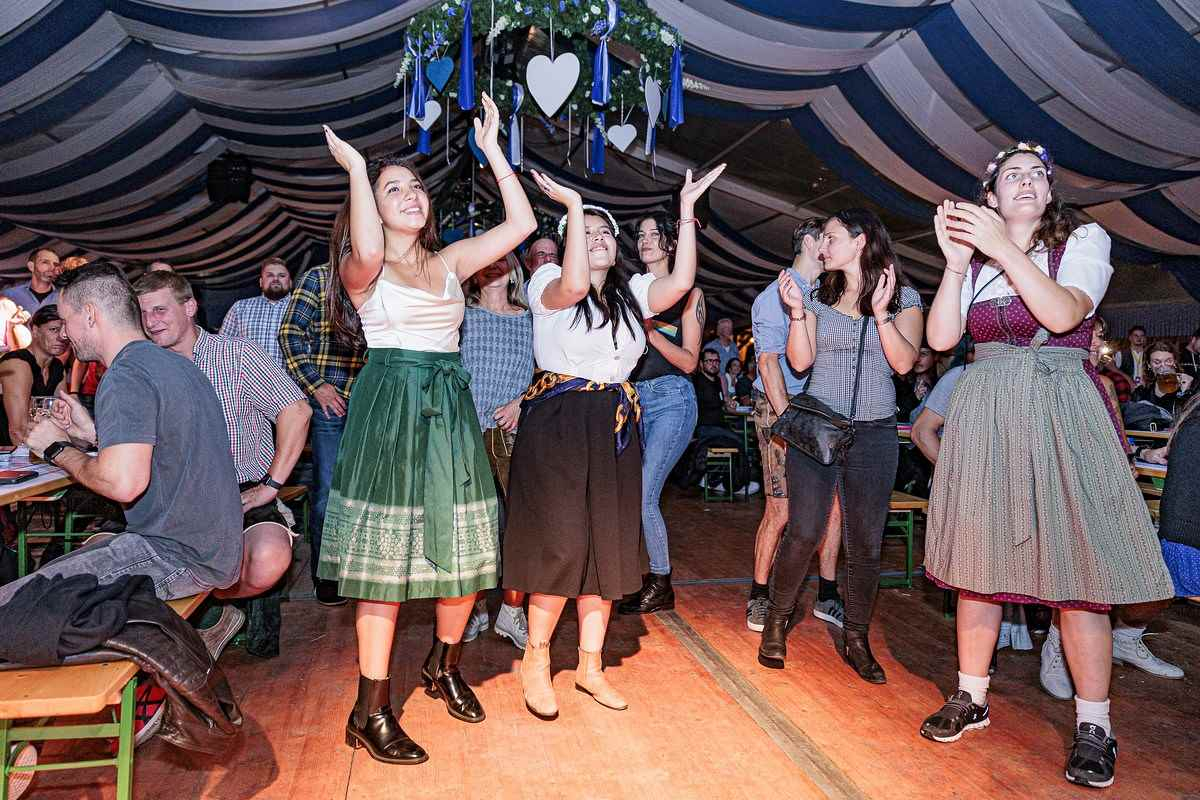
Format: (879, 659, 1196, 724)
(26, 488, 1200, 799)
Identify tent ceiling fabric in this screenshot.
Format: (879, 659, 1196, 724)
(1, 0, 1198, 320)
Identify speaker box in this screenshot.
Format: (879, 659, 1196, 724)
(207, 155, 252, 204)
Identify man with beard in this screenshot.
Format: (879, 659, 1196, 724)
(220, 257, 294, 367)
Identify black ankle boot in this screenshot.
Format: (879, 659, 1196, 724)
(618, 571, 675, 614)
(345, 676, 428, 764)
(757, 607, 791, 669)
(842, 627, 886, 684)
(421, 635, 486, 723)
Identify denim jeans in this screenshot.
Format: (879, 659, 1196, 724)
(769, 418, 898, 632)
(635, 375, 698, 575)
(0, 532, 212, 607)
(309, 400, 348, 582)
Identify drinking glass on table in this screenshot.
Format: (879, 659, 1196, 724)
(30, 395, 57, 421)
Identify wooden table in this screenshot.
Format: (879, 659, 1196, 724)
(0, 457, 73, 507)
(1127, 429, 1170, 443)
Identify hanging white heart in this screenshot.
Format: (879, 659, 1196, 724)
(526, 53, 581, 116)
(415, 99, 441, 131)
(606, 123, 637, 153)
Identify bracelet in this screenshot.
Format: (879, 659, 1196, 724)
(678, 218, 698, 227)
(495, 171, 518, 184)
(944, 267, 966, 276)
(790, 314, 806, 322)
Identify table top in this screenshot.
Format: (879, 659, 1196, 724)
(1127, 429, 1170, 441)
(0, 458, 73, 506)
(1135, 460, 1167, 478)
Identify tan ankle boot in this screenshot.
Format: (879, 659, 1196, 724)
(520, 642, 558, 720)
(574, 648, 627, 710)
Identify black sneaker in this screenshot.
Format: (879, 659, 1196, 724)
(919, 690, 991, 743)
(315, 579, 348, 607)
(746, 595, 769, 632)
(1065, 723, 1117, 788)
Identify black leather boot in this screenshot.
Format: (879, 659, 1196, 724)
(757, 607, 791, 669)
(617, 571, 675, 614)
(345, 676, 428, 764)
(842, 627, 887, 684)
(421, 635, 486, 723)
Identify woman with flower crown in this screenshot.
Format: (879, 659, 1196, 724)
(917, 142, 1173, 788)
(502, 164, 723, 721)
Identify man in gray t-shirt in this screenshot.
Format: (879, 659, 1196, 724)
(911, 365, 966, 465)
(1, 263, 243, 608)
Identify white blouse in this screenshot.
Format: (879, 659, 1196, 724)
(527, 265, 656, 383)
(959, 223, 1113, 319)
(358, 268, 464, 352)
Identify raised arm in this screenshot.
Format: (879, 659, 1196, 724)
(442, 94, 537, 281)
(645, 288, 705, 373)
(529, 170, 589, 311)
(872, 266, 923, 374)
(926, 201, 973, 351)
(945, 203, 1094, 333)
(324, 125, 385, 294)
(646, 165, 726, 313)
(778, 271, 818, 374)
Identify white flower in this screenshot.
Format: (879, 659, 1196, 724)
(659, 29, 675, 46)
(486, 15, 510, 44)
(590, 4, 601, 13)
(995, 150, 1006, 159)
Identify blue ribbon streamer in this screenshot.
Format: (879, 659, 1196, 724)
(590, 111, 606, 174)
(591, 0, 617, 105)
(417, 127, 432, 155)
(508, 83, 524, 167)
(458, 1, 475, 111)
(406, 33, 427, 119)
(667, 44, 684, 129)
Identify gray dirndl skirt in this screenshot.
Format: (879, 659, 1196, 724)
(925, 340, 1173, 605)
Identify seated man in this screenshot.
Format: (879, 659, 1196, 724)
(692, 347, 759, 495)
(134, 271, 311, 655)
(1, 262, 244, 608)
(0, 305, 68, 445)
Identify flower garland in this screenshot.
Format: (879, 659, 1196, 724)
(400, 0, 681, 124)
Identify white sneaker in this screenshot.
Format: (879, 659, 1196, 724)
(493, 603, 529, 649)
(463, 599, 489, 643)
(1112, 632, 1184, 679)
(743, 481, 762, 496)
(196, 605, 246, 661)
(1039, 632, 1074, 700)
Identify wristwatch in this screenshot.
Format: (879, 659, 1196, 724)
(43, 440, 76, 466)
(259, 474, 284, 491)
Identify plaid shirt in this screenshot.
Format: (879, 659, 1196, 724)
(192, 327, 306, 484)
(279, 265, 366, 400)
(220, 294, 289, 367)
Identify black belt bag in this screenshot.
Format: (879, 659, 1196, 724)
(771, 317, 868, 466)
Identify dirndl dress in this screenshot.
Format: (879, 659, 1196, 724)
(924, 245, 1173, 608)
(318, 347, 500, 602)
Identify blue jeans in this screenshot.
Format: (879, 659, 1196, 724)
(309, 401, 348, 582)
(0, 532, 212, 606)
(635, 375, 698, 575)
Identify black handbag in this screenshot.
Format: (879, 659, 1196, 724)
(771, 317, 869, 465)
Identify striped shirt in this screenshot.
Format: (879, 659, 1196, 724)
(460, 306, 534, 430)
(279, 266, 366, 400)
(192, 327, 306, 484)
(220, 294, 290, 367)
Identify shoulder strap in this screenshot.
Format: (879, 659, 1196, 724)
(1047, 241, 1067, 280)
(847, 316, 870, 421)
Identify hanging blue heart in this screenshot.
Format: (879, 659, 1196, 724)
(466, 128, 487, 166)
(590, 0, 618, 105)
(508, 83, 525, 168)
(406, 33, 428, 119)
(427, 57, 454, 93)
(667, 44, 685, 130)
(590, 111, 606, 174)
(458, 0, 475, 111)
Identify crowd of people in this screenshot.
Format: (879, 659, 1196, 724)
(0, 115, 1197, 793)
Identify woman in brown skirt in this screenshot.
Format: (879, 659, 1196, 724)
(503, 165, 723, 720)
(918, 142, 1174, 788)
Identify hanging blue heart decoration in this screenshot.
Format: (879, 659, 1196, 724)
(427, 57, 454, 93)
(466, 128, 487, 166)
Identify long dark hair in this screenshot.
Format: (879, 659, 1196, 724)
(634, 211, 677, 268)
(814, 208, 907, 318)
(977, 142, 1077, 253)
(326, 156, 441, 348)
(571, 213, 641, 346)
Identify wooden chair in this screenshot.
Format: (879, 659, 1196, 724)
(703, 448, 739, 503)
(0, 593, 207, 800)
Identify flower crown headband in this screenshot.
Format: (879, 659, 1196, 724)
(557, 204, 620, 240)
(983, 141, 1054, 180)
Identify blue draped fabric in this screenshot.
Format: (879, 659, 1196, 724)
(458, 0, 475, 111)
(727, 0, 940, 31)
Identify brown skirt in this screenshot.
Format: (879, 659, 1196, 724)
(502, 390, 646, 600)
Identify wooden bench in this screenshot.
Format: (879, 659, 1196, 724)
(278, 485, 310, 540)
(0, 593, 207, 800)
(882, 491, 928, 589)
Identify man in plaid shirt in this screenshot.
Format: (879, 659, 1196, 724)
(219, 257, 292, 366)
(135, 270, 312, 656)
(278, 264, 365, 606)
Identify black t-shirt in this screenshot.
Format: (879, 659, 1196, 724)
(0, 349, 66, 446)
(693, 371, 726, 427)
(97, 340, 244, 588)
(631, 292, 689, 382)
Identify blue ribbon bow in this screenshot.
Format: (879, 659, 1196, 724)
(590, 111, 606, 174)
(591, 0, 618, 105)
